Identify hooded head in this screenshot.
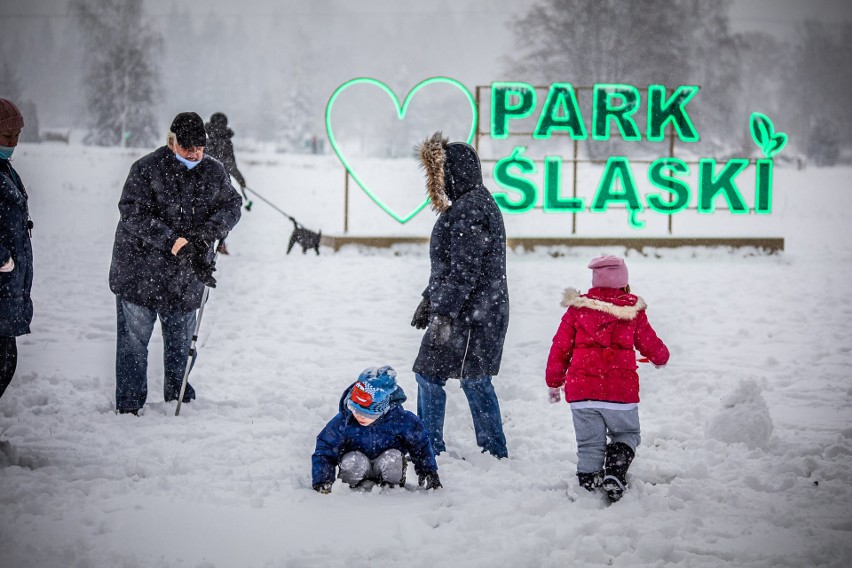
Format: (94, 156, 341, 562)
(417, 131, 484, 212)
(206, 112, 233, 138)
(346, 366, 398, 418)
(209, 112, 228, 128)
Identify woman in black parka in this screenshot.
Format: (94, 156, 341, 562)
(410, 132, 509, 458)
(0, 99, 33, 400)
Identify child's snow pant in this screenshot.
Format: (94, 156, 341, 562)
(338, 449, 405, 487)
(571, 406, 640, 474)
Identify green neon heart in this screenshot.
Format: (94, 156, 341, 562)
(326, 77, 478, 224)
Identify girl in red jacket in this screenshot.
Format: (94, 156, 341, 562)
(545, 255, 669, 502)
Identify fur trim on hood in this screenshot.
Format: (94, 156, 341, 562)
(417, 132, 451, 213)
(560, 287, 647, 320)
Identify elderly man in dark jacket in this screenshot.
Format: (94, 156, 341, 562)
(109, 112, 242, 415)
(0, 99, 33, 401)
(410, 132, 510, 458)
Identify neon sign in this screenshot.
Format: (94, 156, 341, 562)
(325, 78, 786, 227)
(325, 77, 477, 223)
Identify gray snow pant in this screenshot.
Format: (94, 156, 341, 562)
(571, 407, 641, 474)
(338, 449, 405, 487)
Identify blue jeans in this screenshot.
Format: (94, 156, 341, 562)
(115, 297, 196, 412)
(415, 374, 508, 458)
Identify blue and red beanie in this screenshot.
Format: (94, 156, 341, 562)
(347, 366, 398, 417)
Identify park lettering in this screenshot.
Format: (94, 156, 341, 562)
(489, 82, 782, 228)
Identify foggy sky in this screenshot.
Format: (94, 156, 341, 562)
(1, 0, 851, 136)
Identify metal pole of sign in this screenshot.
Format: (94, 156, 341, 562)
(344, 168, 349, 234)
(475, 86, 482, 153)
(668, 130, 676, 235)
(572, 137, 579, 235)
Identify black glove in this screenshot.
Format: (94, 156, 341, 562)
(411, 297, 431, 329)
(193, 260, 217, 288)
(189, 237, 212, 256)
(175, 241, 217, 288)
(175, 242, 197, 265)
(313, 482, 333, 494)
(428, 314, 452, 345)
(418, 472, 442, 490)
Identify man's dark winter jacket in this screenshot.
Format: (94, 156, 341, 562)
(312, 382, 438, 487)
(108, 146, 242, 313)
(0, 159, 33, 336)
(412, 133, 509, 379)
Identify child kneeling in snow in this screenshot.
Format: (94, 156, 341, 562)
(312, 366, 442, 494)
(545, 256, 669, 502)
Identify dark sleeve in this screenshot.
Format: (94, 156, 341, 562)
(220, 140, 246, 187)
(430, 206, 488, 319)
(117, 159, 179, 252)
(199, 167, 243, 241)
(401, 411, 438, 476)
(312, 415, 345, 486)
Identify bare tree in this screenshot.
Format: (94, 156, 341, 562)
(793, 21, 852, 164)
(504, 0, 751, 154)
(71, 0, 161, 148)
(507, 0, 697, 87)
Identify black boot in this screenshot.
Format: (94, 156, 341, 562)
(602, 442, 634, 503)
(577, 471, 603, 492)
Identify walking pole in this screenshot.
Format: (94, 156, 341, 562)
(175, 243, 219, 416)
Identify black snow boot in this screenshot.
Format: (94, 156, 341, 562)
(577, 471, 603, 492)
(602, 442, 635, 503)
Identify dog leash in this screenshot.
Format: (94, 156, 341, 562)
(243, 186, 297, 221)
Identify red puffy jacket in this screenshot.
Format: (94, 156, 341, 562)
(545, 287, 669, 404)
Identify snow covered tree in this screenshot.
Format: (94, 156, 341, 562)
(504, 0, 748, 154)
(161, 3, 202, 115)
(793, 21, 852, 165)
(0, 60, 23, 103)
(71, 0, 161, 148)
(277, 62, 316, 153)
(507, 0, 694, 88)
(0, 60, 41, 142)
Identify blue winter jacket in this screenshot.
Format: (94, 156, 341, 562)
(311, 382, 438, 487)
(0, 159, 33, 337)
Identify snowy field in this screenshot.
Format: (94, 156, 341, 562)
(1, 143, 851, 568)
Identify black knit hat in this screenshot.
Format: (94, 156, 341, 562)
(170, 112, 207, 148)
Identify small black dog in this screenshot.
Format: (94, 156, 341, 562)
(287, 218, 322, 255)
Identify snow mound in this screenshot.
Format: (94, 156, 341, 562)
(705, 379, 774, 450)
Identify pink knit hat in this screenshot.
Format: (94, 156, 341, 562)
(588, 255, 628, 288)
(0, 99, 24, 131)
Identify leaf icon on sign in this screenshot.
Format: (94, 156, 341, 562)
(750, 112, 787, 159)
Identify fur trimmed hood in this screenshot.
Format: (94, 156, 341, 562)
(560, 287, 647, 320)
(417, 131, 484, 213)
(418, 132, 450, 212)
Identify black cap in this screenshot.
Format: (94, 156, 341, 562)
(170, 112, 207, 148)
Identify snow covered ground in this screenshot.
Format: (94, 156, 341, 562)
(1, 143, 850, 568)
